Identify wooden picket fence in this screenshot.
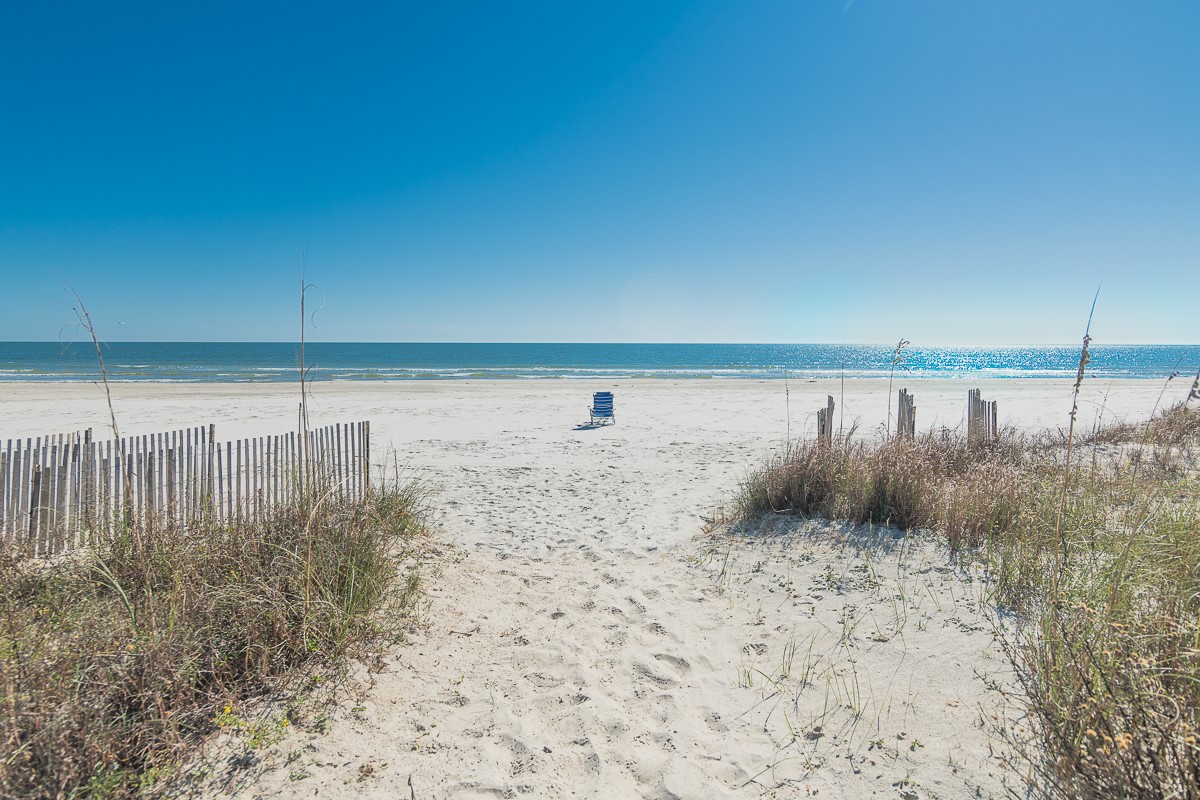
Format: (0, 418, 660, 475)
(0, 421, 371, 557)
(967, 389, 998, 444)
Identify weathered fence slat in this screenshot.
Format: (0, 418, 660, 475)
(0, 421, 370, 556)
(967, 389, 998, 444)
(0, 444, 9, 538)
(897, 389, 916, 438)
(816, 395, 835, 444)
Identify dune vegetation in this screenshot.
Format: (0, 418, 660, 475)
(730, 390, 1200, 798)
(0, 477, 429, 799)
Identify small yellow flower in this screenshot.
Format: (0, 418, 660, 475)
(224, 705, 232, 714)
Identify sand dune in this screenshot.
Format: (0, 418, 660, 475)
(0, 378, 1177, 797)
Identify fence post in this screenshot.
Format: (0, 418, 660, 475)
(897, 389, 916, 438)
(816, 396, 835, 444)
(0, 441, 9, 541)
(360, 422, 367, 498)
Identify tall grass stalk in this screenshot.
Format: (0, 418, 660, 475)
(69, 289, 146, 562)
(1150, 359, 1183, 420)
(1053, 325, 1090, 590)
(839, 348, 845, 436)
(885, 339, 909, 439)
(69, 290, 122, 443)
(783, 366, 791, 442)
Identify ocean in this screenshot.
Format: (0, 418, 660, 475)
(0, 342, 1197, 383)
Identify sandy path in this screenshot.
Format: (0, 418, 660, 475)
(0, 378, 1176, 798)
(229, 535, 1013, 799)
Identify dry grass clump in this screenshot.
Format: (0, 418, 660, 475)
(1084, 401, 1200, 449)
(733, 430, 1041, 551)
(1077, 401, 1200, 479)
(0, 480, 429, 800)
(729, 404, 1200, 799)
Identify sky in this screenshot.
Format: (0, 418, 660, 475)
(1, 1, 1197, 345)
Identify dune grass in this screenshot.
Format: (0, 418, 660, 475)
(728, 402, 1200, 799)
(732, 428, 1039, 552)
(0, 478, 429, 799)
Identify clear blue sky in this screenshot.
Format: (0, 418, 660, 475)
(2, 1, 1197, 344)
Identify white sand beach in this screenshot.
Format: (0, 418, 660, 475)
(0, 378, 1181, 798)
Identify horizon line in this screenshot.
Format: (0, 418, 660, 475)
(5, 340, 1200, 348)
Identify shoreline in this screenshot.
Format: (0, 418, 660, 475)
(0, 376, 1183, 442)
(4, 341, 1196, 385)
(0, 371, 1185, 384)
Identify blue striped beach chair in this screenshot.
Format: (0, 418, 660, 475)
(589, 391, 615, 425)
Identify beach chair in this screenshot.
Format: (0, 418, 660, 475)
(589, 391, 615, 425)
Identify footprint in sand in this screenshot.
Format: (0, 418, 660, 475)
(508, 746, 536, 777)
(633, 662, 678, 688)
(644, 622, 670, 637)
(606, 628, 628, 648)
(525, 672, 564, 688)
(652, 653, 691, 674)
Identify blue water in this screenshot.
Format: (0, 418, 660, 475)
(0, 342, 1196, 382)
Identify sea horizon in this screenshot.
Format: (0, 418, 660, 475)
(2, 341, 1198, 383)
